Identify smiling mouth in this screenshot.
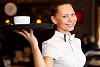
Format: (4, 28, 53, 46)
(65, 23, 75, 27)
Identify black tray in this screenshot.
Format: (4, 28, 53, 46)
(0, 23, 53, 30)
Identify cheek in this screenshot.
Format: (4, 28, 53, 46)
(75, 16, 77, 21)
(55, 18, 63, 24)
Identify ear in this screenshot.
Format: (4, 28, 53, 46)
(51, 16, 57, 24)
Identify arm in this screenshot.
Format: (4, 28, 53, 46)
(15, 29, 53, 67)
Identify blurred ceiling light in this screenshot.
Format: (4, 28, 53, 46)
(36, 19, 41, 24)
(5, 19, 10, 24)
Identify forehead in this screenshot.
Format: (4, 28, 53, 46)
(57, 4, 75, 14)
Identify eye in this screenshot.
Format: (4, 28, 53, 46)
(71, 13, 76, 16)
(62, 15, 68, 19)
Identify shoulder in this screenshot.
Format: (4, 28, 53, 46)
(74, 37, 81, 48)
(74, 38, 81, 43)
(42, 35, 60, 52)
(42, 37, 60, 60)
(42, 38, 55, 49)
(42, 35, 57, 45)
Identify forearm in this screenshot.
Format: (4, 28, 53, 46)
(31, 43, 46, 67)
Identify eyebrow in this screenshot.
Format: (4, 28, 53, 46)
(63, 12, 75, 15)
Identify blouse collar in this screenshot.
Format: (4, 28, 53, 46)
(54, 31, 75, 42)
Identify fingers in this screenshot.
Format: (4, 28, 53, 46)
(30, 29, 33, 35)
(13, 29, 38, 45)
(13, 29, 33, 38)
(17, 31, 27, 38)
(13, 30, 19, 32)
(21, 29, 29, 37)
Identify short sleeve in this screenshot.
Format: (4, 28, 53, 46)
(42, 41, 60, 60)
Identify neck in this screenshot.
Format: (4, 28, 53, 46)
(56, 29, 71, 35)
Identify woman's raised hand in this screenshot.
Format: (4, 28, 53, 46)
(14, 29, 38, 48)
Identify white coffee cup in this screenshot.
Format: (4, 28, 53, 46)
(14, 16, 30, 24)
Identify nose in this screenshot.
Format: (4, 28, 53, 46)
(68, 16, 73, 22)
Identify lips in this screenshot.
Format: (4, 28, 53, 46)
(65, 23, 75, 27)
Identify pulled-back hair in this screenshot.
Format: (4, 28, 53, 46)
(50, 0, 73, 16)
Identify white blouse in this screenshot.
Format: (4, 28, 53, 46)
(42, 31, 86, 67)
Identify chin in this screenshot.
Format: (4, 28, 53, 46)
(69, 28, 74, 31)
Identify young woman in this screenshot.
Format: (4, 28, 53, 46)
(15, 0, 86, 67)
